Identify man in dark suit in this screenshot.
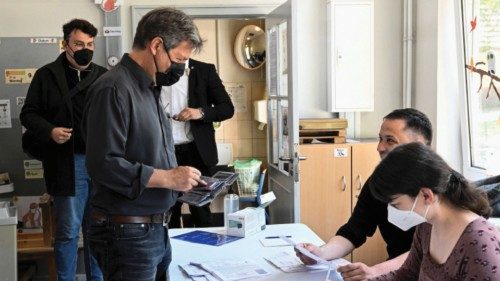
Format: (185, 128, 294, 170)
(162, 58, 234, 227)
(20, 19, 107, 281)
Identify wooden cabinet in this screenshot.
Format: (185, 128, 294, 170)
(350, 143, 388, 265)
(300, 144, 352, 243)
(299, 141, 387, 264)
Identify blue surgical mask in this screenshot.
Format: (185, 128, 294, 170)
(387, 196, 430, 231)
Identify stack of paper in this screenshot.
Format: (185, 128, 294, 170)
(263, 252, 309, 273)
(185, 259, 271, 281)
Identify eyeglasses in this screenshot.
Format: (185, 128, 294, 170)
(71, 41, 94, 49)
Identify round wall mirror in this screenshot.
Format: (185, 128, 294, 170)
(234, 25, 266, 70)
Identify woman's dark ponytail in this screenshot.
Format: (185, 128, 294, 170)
(444, 170, 492, 218)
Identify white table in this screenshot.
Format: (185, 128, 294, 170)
(168, 223, 331, 280)
(489, 217, 500, 231)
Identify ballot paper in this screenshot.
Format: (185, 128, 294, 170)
(190, 259, 270, 281)
(263, 251, 309, 273)
(280, 236, 328, 264)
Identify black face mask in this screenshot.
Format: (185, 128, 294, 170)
(68, 46, 94, 66)
(154, 50, 185, 87)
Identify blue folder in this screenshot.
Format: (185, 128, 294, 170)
(171, 230, 242, 246)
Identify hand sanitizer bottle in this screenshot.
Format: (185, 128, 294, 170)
(224, 193, 239, 228)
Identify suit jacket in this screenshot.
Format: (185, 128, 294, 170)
(187, 59, 234, 167)
(20, 53, 107, 196)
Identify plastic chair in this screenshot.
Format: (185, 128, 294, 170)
(239, 169, 269, 221)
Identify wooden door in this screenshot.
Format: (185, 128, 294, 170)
(351, 142, 388, 265)
(299, 144, 351, 242)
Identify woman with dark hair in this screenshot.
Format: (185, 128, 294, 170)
(366, 143, 499, 281)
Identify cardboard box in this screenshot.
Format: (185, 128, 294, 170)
(227, 207, 266, 237)
(226, 191, 276, 237)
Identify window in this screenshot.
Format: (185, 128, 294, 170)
(460, 0, 500, 175)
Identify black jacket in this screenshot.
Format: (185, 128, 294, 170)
(20, 53, 107, 196)
(187, 59, 234, 167)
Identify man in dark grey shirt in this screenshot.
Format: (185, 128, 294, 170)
(83, 8, 204, 280)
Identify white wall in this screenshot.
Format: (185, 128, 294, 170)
(0, 0, 285, 38)
(414, 0, 462, 171)
(359, 0, 404, 137)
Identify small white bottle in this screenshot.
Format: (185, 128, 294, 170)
(223, 193, 239, 228)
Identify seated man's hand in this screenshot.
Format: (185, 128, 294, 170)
(295, 243, 324, 265)
(338, 262, 376, 281)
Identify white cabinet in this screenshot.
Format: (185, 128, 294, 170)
(327, 0, 374, 112)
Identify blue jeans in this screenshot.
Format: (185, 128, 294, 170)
(53, 154, 103, 281)
(88, 220, 171, 281)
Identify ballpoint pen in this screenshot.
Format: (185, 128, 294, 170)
(265, 235, 291, 239)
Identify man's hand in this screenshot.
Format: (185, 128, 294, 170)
(51, 127, 72, 144)
(173, 107, 203, 121)
(164, 166, 206, 192)
(295, 243, 325, 265)
(338, 262, 377, 281)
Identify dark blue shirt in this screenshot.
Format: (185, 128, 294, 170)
(84, 54, 178, 215)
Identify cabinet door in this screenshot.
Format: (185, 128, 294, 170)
(299, 144, 351, 242)
(351, 142, 388, 265)
(327, 0, 373, 112)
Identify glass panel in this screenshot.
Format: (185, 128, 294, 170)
(268, 26, 278, 97)
(280, 99, 291, 173)
(462, 0, 500, 173)
(278, 22, 288, 97)
(269, 98, 279, 165)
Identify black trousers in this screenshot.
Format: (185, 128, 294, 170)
(169, 142, 214, 228)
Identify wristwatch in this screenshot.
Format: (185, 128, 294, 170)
(198, 107, 205, 120)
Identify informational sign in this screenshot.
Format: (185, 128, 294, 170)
(24, 160, 43, 170)
(0, 99, 12, 128)
(5, 68, 36, 84)
(225, 83, 247, 112)
(25, 169, 44, 179)
(16, 97, 25, 107)
(30, 38, 57, 44)
(103, 26, 122, 37)
(333, 148, 349, 158)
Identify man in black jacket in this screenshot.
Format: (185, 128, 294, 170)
(20, 19, 106, 281)
(162, 58, 234, 228)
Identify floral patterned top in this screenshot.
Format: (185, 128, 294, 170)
(370, 217, 500, 281)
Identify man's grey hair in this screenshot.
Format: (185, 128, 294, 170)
(133, 7, 203, 53)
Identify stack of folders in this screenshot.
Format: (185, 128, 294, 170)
(178, 171, 238, 207)
(179, 259, 270, 281)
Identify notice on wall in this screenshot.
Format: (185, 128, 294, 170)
(24, 160, 43, 170)
(16, 97, 26, 107)
(103, 26, 122, 37)
(0, 99, 12, 128)
(5, 68, 37, 84)
(30, 38, 57, 44)
(25, 169, 44, 179)
(225, 83, 247, 112)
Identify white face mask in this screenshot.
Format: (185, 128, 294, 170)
(387, 196, 430, 231)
